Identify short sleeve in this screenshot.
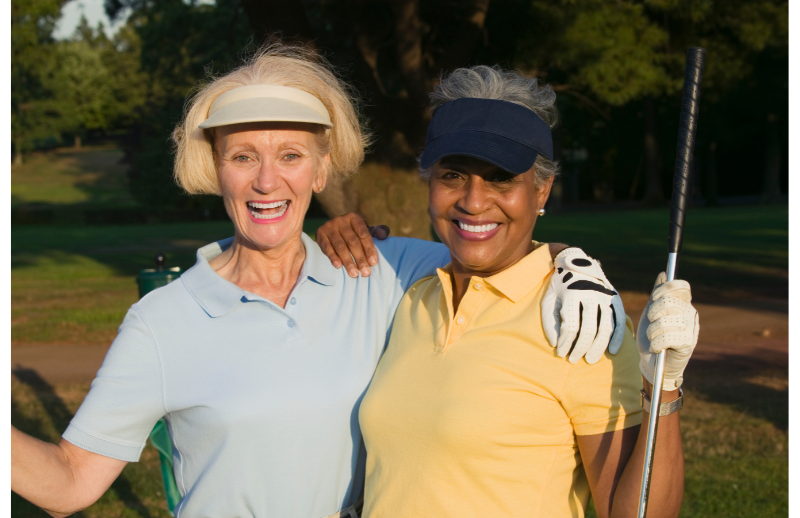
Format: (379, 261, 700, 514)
(62, 306, 167, 461)
(561, 315, 643, 436)
(373, 237, 450, 293)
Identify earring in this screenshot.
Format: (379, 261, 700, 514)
(538, 208, 546, 217)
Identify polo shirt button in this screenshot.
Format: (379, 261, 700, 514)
(287, 319, 295, 328)
(474, 284, 483, 290)
(290, 297, 297, 305)
(456, 316, 465, 325)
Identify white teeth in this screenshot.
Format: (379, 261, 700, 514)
(457, 221, 499, 233)
(249, 201, 289, 220)
(248, 200, 287, 209)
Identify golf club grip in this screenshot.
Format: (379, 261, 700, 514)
(668, 47, 706, 257)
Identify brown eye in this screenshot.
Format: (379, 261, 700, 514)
(488, 171, 515, 183)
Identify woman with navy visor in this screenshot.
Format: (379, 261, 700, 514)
(330, 66, 696, 518)
(11, 46, 622, 518)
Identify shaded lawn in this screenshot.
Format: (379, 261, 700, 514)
(532, 205, 788, 303)
(11, 145, 136, 207)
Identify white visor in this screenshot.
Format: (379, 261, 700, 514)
(198, 84, 332, 130)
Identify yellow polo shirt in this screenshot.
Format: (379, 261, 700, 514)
(359, 242, 643, 518)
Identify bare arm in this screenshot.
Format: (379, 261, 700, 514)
(12, 426, 127, 517)
(576, 380, 684, 518)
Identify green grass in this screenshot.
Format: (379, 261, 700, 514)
(11, 145, 136, 207)
(11, 219, 327, 345)
(533, 205, 788, 302)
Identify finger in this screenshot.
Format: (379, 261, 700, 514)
(646, 315, 688, 345)
(647, 296, 690, 322)
(585, 305, 614, 364)
(556, 299, 581, 357)
(330, 231, 359, 278)
(338, 224, 370, 277)
(350, 216, 379, 271)
(315, 232, 342, 269)
(652, 279, 692, 303)
(607, 298, 626, 355)
(649, 330, 691, 355)
(569, 302, 599, 364)
(342, 222, 372, 277)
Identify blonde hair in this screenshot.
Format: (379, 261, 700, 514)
(172, 42, 370, 195)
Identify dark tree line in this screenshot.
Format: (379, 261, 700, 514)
(13, 0, 787, 215)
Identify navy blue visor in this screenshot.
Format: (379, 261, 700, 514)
(420, 98, 553, 175)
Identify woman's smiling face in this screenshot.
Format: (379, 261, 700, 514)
(215, 121, 329, 251)
(428, 156, 552, 277)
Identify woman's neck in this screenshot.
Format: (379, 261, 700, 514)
(208, 234, 306, 308)
(449, 241, 538, 312)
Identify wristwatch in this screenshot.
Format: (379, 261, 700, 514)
(640, 387, 683, 416)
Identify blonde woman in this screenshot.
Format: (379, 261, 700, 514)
(11, 45, 621, 518)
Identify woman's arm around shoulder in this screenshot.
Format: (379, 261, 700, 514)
(316, 213, 449, 285)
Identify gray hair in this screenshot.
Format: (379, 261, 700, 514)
(419, 65, 560, 187)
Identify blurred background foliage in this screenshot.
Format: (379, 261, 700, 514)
(11, 0, 788, 237)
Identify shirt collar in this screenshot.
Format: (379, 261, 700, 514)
(298, 233, 338, 287)
(435, 241, 554, 304)
(181, 233, 336, 318)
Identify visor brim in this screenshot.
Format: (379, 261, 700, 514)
(420, 131, 541, 175)
(199, 97, 332, 129)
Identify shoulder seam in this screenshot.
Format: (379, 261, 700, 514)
(130, 305, 169, 416)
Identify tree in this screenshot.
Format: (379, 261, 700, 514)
(47, 38, 116, 147)
(101, 0, 787, 214)
(104, 0, 253, 213)
(11, 0, 69, 164)
(61, 16, 148, 143)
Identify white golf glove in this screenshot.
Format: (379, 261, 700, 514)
(637, 272, 699, 391)
(542, 248, 626, 364)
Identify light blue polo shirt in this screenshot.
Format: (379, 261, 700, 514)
(63, 233, 450, 518)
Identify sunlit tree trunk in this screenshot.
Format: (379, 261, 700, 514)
(13, 137, 23, 165)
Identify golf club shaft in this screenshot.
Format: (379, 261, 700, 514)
(637, 47, 706, 518)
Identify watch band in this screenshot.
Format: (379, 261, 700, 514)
(640, 387, 683, 416)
